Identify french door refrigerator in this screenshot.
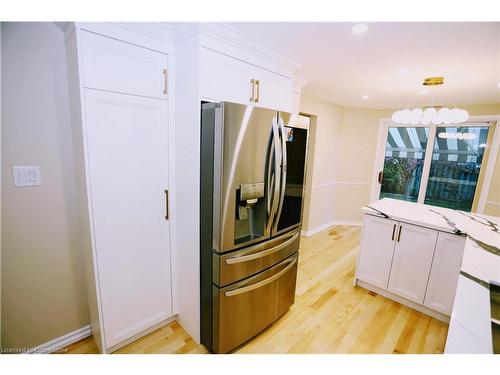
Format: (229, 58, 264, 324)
(200, 102, 308, 353)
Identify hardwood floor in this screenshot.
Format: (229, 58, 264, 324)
(62, 225, 448, 354)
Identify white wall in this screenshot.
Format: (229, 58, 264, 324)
(1, 22, 89, 348)
(299, 94, 343, 233)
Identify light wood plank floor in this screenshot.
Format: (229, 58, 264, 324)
(62, 225, 448, 354)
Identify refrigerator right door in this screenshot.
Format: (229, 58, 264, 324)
(274, 117, 309, 236)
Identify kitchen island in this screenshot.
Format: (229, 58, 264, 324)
(355, 198, 499, 354)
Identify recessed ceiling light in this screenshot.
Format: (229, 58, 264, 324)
(361, 94, 370, 100)
(352, 23, 369, 35)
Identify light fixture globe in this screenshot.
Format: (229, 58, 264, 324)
(410, 108, 423, 124)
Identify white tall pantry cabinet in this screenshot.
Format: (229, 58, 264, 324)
(64, 24, 175, 353)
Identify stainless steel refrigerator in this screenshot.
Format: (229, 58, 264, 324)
(200, 102, 308, 353)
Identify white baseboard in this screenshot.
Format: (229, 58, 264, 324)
(301, 220, 363, 237)
(26, 325, 92, 354)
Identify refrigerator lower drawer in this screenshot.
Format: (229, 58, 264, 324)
(213, 227, 300, 287)
(212, 253, 298, 353)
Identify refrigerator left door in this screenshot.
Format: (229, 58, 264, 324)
(211, 102, 279, 253)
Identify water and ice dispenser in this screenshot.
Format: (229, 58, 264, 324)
(234, 182, 266, 244)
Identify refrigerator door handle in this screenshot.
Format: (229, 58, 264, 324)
(224, 256, 297, 297)
(267, 116, 281, 232)
(225, 231, 299, 264)
(266, 139, 274, 218)
(274, 117, 287, 229)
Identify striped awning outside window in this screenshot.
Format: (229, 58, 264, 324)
(385, 126, 488, 163)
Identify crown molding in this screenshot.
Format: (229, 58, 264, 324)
(172, 22, 301, 74)
(109, 22, 176, 44)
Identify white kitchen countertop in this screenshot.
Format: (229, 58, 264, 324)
(361, 198, 500, 354)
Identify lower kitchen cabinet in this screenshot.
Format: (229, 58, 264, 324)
(387, 223, 438, 304)
(356, 215, 398, 290)
(355, 213, 466, 320)
(424, 232, 466, 315)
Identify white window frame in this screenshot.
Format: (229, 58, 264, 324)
(370, 115, 500, 214)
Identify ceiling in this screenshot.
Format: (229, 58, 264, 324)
(227, 22, 500, 109)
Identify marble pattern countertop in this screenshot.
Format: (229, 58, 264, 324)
(361, 198, 500, 354)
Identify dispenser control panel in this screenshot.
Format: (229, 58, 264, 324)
(240, 183, 264, 201)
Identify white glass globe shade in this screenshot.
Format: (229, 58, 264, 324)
(438, 108, 450, 125)
(400, 109, 412, 124)
(392, 111, 402, 123)
(459, 109, 469, 123)
(450, 108, 461, 124)
(442, 108, 452, 124)
(410, 108, 423, 124)
(420, 114, 432, 125)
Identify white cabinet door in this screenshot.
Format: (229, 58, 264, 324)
(200, 48, 253, 104)
(253, 69, 292, 112)
(387, 223, 438, 304)
(356, 215, 398, 290)
(424, 232, 466, 315)
(81, 30, 168, 99)
(200, 48, 292, 111)
(84, 89, 172, 349)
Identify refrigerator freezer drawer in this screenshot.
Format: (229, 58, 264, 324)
(213, 227, 300, 287)
(212, 253, 298, 353)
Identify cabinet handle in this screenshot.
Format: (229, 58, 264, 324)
(255, 80, 260, 103)
(397, 225, 402, 242)
(163, 69, 168, 96)
(391, 224, 396, 241)
(164, 189, 169, 220)
(250, 79, 255, 102)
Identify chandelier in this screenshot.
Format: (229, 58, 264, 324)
(391, 77, 469, 125)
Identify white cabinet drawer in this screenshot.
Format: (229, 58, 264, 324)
(424, 232, 465, 315)
(200, 48, 292, 112)
(80, 30, 168, 99)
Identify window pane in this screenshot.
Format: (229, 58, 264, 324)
(380, 127, 429, 202)
(424, 126, 489, 211)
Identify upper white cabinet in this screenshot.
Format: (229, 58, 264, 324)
(387, 223, 438, 304)
(254, 67, 293, 112)
(65, 24, 173, 353)
(424, 232, 465, 315)
(356, 215, 398, 290)
(200, 48, 292, 112)
(80, 30, 168, 99)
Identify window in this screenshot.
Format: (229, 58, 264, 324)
(372, 119, 496, 212)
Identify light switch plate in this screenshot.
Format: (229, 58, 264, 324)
(13, 166, 41, 187)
